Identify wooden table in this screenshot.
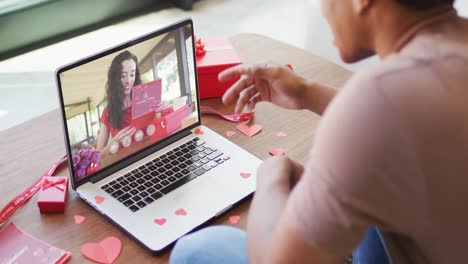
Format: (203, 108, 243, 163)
(0, 33, 352, 263)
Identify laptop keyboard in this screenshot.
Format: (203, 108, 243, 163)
(100, 137, 231, 212)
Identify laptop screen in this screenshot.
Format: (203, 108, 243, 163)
(57, 21, 199, 183)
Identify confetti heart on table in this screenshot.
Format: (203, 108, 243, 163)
(74, 215, 86, 224)
(175, 208, 188, 216)
(236, 124, 263, 137)
(229, 215, 241, 225)
(154, 218, 167, 226)
(276, 131, 288, 137)
(81, 236, 122, 264)
(269, 148, 285, 156)
(95, 196, 105, 204)
(240, 172, 252, 179)
(194, 128, 203, 135)
(226, 130, 236, 137)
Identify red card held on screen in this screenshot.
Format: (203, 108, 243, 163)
(196, 37, 242, 99)
(37, 176, 68, 213)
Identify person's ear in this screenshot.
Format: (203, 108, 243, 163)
(352, 0, 373, 15)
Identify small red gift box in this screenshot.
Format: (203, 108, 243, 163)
(152, 104, 190, 140)
(37, 177, 68, 213)
(196, 37, 241, 99)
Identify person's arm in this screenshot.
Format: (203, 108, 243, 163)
(96, 124, 110, 151)
(247, 157, 304, 262)
(96, 124, 136, 158)
(302, 80, 337, 116)
(219, 64, 337, 116)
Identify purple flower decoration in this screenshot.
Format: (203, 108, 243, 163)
(78, 158, 90, 169)
(81, 147, 92, 160)
(90, 152, 101, 165)
(72, 153, 81, 166)
(77, 168, 87, 179)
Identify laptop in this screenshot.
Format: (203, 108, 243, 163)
(55, 18, 261, 253)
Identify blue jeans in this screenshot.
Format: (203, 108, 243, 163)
(170, 226, 391, 264)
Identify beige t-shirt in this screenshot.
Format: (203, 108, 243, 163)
(287, 34, 468, 263)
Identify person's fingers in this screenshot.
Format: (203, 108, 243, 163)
(235, 86, 258, 113)
(219, 63, 278, 83)
(116, 127, 136, 140)
(222, 75, 254, 105)
(115, 127, 130, 138)
(250, 64, 281, 80)
(248, 93, 262, 110)
(218, 64, 250, 82)
(124, 127, 137, 137)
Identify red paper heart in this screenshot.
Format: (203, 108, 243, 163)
(229, 215, 241, 224)
(81, 236, 122, 264)
(236, 124, 263, 137)
(269, 148, 285, 156)
(154, 218, 167, 226)
(226, 130, 236, 137)
(95, 196, 105, 204)
(74, 215, 86, 224)
(175, 208, 188, 216)
(276, 131, 288, 137)
(194, 128, 203, 135)
(240, 172, 251, 179)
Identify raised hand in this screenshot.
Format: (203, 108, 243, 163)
(219, 64, 308, 113)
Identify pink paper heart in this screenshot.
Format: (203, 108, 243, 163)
(226, 130, 236, 137)
(276, 131, 288, 137)
(240, 172, 251, 179)
(95, 196, 105, 204)
(194, 128, 203, 135)
(175, 208, 188, 216)
(229, 215, 241, 224)
(81, 236, 122, 264)
(74, 215, 86, 224)
(269, 148, 285, 156)
(236, 124, 263, 137)
(154, 218, 167, 226)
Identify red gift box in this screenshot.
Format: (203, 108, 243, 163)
(196, 37, 241, 99)
(37, 177, 68, 213)
(152, 104, 190, 140)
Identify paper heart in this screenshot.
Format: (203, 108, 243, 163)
(74, 215, 86, 224)
(240, 172, 251, 179)
(81, 236, 122, 264)
(228, 215, 241, 224)
(236, 124, 263, 137)
(175, 208, 188, 216)
(95, 196, 105, 204)
(276, 131, 288, 137)
(154, 218, 167, 226)
(226, 130, 236, 137)
(194, 128, 203, 135)
(269, 148, 285, 156)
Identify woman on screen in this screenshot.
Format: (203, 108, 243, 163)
(96, 50, 142, 156)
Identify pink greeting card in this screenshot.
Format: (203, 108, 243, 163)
(132, 78, 162, 120)
(0, 223, 71, 264)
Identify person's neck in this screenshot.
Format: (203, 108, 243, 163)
(123, 95, 131, 109)
(371, 5, 457, 59)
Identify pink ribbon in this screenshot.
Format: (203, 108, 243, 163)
(42, 178, 67, 192)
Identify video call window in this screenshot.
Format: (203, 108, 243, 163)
(59, 25, 198, 181)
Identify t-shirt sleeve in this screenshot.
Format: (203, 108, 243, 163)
(286, 73, 410, 256)
(100, 107, 110, 128)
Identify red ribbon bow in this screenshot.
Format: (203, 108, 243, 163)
(195, 37, 206, 57)
(42, 178, 67, 192)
